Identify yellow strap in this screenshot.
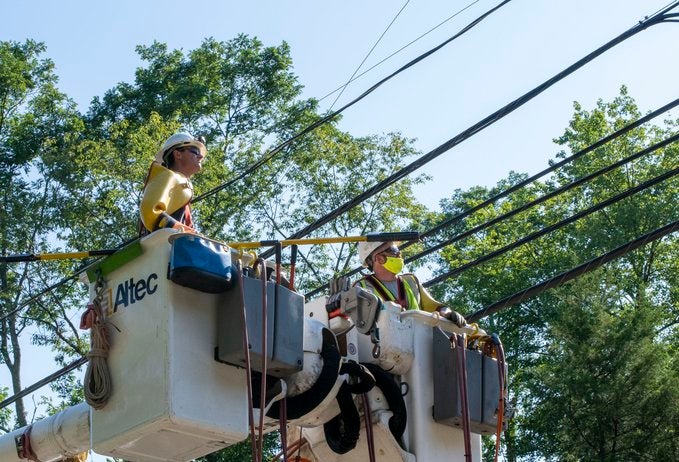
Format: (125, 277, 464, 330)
(400, 277, 420, 310)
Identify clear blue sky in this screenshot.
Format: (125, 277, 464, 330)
(3, 0, 679, 458)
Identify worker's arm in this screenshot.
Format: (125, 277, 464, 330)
(412, 274, 467, 327)
(416, 280, 445, 312)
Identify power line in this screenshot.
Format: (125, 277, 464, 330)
(0, 0, 513, 332)
(192, 0, 481, 189)
(303, 96, 679, 299)
(423, 164, 679, 287)
(8, 175, 676, 411)
(407, 132, 679, 264)
(0, 236, 139, 324)
(0, 357, 88, 410)
(194, 0, 512, 203)
(304, 128, 678, 298)
(317, 0, 482, 105)
(9, 2, 679, 399)
(464, 219, 679, 323)
(262, 4, 678, 261)
(329, 0, 411, 111)
(0, 267, 87, 324)
(649, 0, 679, 18)
(403, 97, 679, 249)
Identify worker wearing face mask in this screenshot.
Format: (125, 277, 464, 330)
(355, 240, 467, 327)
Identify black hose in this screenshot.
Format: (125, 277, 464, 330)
(341, 360, 376, 394)
(324, 382, 361, 454)
(362, 362, 408, 441)
(265, 328, 341, 420)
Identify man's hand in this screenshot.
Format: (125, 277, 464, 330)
(159, 213, 197, 233)
(436, 306, 467, 328)
(325, 276, 351, 313)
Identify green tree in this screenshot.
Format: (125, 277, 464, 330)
(522, 274, 679, 460)
(196, 433, 280, 462)
(427, 88, 678, 460)
(0, 40, 87, 427)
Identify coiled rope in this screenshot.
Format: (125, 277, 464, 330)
(82, 272, 113, 409)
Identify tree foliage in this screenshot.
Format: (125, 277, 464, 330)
(1, 31, 676, 462)
(429, 88, 679, 460)
(0, 39, 87, 428)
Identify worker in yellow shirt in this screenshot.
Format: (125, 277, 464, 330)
(139, 132, 206, 235)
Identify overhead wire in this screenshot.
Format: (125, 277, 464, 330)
(303, 96, 679, 298)
(464, 219, 679, 323)
(8, 1, 679, 401)
(1, 0, 511, 321)
(207, 0, 480, 139)
(0, 235, 139, 323)
(407, 131, 679, 264)
(189, 0, 481, 177)
(261, 2, 679, 261)
(6, 170, 677, 412)
(0, 266, 88, 324)
(0, 0, 510, 321)
(194, 0, 512, 203)
(423, 164, 679, 287)
(8, 2, 678, 320)
(328, 0, 411, 111)
(316, 0, 482, 105)
(0, 0, 511, 329)
(649, 0, 679, 18)
(0, 357, 88, 410)
(403, 97, 679, 249)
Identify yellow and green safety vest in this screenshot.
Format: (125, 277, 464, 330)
(356, 273, 443, 312)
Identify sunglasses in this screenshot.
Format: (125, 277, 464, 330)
(379, 246, 401, 257)
(177, 147, 202, 156)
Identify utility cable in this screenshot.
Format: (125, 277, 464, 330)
(403, 96, 679, 250)
(195, 0, 481, 172)
(6, 186, 676, 412)
(423, 164, 679, 287)
(464, 219, 679, 323)
(194, 0, 512, 203)
(304, 96, 679, 299)
(262, 3, 679, 261)
(0, 356, 88, 410)
(650, 0, 679, 18)
(7, 1, 678, 395)
(317, 0, 481, 105)
(0, 235, 139, 323)
(7, 1, 677, 309)
(329, 0, 411, 111)
(0, 0, 511, 323)
(0, 269, 87, 324)
(407, 132, 679, 264)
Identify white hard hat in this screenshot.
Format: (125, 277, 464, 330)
(358, 241, 388, 267)
(155, 132, 207, 165)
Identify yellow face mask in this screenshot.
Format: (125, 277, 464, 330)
(383, 256, 404, 275)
